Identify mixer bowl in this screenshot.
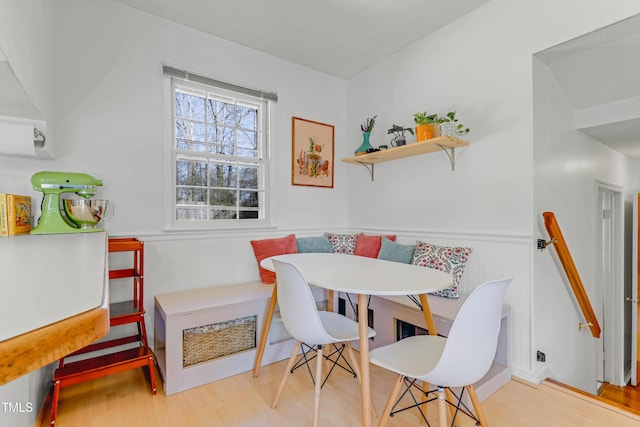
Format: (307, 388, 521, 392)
(63, 199, 108, 229)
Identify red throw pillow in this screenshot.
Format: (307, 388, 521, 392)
(354, 234, 397, 258)
(250, 234, 298, 284)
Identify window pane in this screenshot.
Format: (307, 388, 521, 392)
(176, 160, 207, 186)
(176, 207, 207, 220)
(207, 96, 234, 124)
(210, 209, 237, 220)
(176, 120, 206, 143)
(212, 127, 235, 155)
(210, 189, 236, 207)
(236, 104, 257, 130)
(206, 125, 219, 143)
(236, 148, 257, 157)
(176, 187, 207, 204)
(237, 129, 257, 150)
(238, 166, 258, 189)
(209, 163, 237, 187)
(239, 190, 258, 207)
(177, 139, 206, 152)
(218, 101, 236, 127)
(175, 92, 205, 121)
(239, 210, 259, 219)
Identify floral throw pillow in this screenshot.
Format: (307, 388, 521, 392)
(324, 232, 358, 255)
(412, 240, 473, 299)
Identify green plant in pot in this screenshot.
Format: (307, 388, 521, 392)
(387, 124, 414, 147)
(436, 111, 470, 137)
(413, 112, 437, 141)
(355, 115, 377, 155)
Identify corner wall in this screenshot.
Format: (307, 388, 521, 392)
(346, 0, 640, 385)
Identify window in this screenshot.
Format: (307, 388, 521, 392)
(166, 68, 275, 229)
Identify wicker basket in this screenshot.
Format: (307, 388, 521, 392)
(182, 315, 257, 367)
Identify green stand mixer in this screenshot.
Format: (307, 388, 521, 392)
(30, 171, 107, 234)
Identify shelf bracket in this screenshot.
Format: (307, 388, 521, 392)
(436, 144, 457, 171)
(356, 162, 374, 181)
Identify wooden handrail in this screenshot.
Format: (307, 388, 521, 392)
(543, 212, 601, 338)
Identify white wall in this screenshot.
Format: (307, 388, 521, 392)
(533, 57, 640, 392)
(0, 1, 55, 425)
(0, 0, 349, 424)
(346, 0, 640, 386)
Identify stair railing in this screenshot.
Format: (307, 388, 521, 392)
(541, 211, 601, 338)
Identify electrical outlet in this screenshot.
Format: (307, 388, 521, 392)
(536, 350, 546, 362)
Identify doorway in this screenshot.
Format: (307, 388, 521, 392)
(595, 183, 624, 389)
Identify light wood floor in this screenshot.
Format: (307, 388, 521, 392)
(38, 357, 640, 427)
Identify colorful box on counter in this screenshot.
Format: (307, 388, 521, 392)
(0, 194, 32, 236)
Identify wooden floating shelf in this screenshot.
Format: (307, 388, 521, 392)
(342, 136, 469, 180)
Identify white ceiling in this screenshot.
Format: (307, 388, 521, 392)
(112, 0, 489, 79)
(536, 13, 640, 161)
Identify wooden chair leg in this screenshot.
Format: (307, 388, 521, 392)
(345, 342, 378, 418)
(313, 346, 324, 427)
(253, 284, 278, 377)
(272, 340, 301, 408)
(378, 374, 404, 427)
(445, 387, 458, 420)
(467, 384, 489, 427)
(437, 387, 448, 427)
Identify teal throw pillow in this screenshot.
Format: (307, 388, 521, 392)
(377, 237, 415, 264)
(297, 235, 333, 253)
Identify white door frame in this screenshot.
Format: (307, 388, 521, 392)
(595, 182, 625, 386)
(631, 194, 639, 386)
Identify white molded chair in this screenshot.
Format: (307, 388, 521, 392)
(369, 278, 511, 427)
(271, 259, 376, 427)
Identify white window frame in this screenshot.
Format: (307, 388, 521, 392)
(164, 74, 271, 230)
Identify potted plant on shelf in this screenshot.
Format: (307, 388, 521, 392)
(387, 124, 414, 147)
(436, 111, 470, 137)
(356, 115, 377, 155)
(413, 112, 437, 141)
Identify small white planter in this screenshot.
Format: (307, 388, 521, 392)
(439, 122, 460, 137)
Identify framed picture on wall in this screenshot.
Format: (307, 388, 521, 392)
(291, 117, 334, 188)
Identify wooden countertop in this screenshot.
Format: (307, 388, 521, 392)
(0, 232, 109, 386)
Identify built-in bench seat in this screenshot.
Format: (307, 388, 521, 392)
(154, 277, 510, 403)
(154, 281, 324, 395)
(154, 281, 275, 395)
